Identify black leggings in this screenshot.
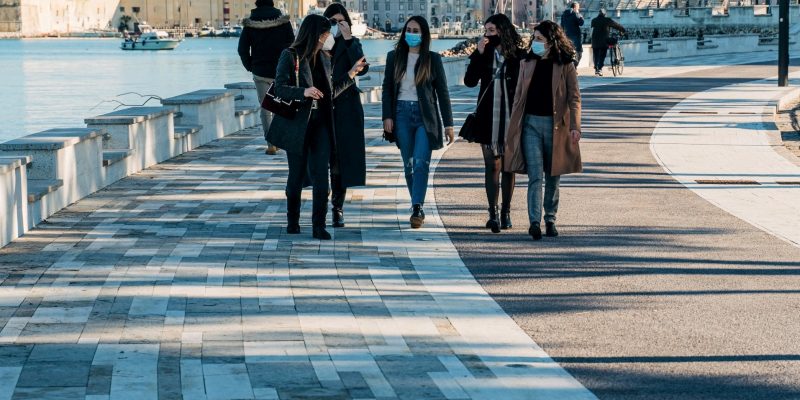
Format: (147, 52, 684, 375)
(482, 145, 515, 210)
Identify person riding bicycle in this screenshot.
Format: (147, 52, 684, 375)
(590, 8, 625, 76)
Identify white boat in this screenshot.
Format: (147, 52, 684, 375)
(298, 7, 367, 38)
(121, 29, 182, 50)
(349, 12, 368, 37)
(198, 25, 216, 37)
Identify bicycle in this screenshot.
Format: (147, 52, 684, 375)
(607, 33, 624, 77)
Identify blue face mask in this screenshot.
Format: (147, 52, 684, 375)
(531, 41, 547, 56)
(405, 32, 422, 48)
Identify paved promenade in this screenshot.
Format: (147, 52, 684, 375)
(0, 93, 595, 399)
(1, 52, 799, 399)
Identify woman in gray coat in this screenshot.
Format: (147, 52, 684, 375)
(267, 15, 367, 240)
(382, 16, 454, 229)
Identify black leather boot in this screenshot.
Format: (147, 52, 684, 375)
(529, 223, 542, 241)
(545, 222, 558, 237)
(286, 195, 301, 234)
(500, 203, 512, 230)
(331, 174, 345, 228)
(312, 226, 331, 240)
(410, 204, 425, 228)
(485, 206, 500, 233)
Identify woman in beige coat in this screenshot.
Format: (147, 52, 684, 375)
(504, 20, 582, 240)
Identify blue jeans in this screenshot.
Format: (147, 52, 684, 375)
(522, 115, 560, 225)
(395, 101, 432, 206)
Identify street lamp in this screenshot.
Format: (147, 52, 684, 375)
(778, 0, 789, 87)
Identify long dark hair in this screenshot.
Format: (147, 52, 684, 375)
(484, 13, 523, 60)
(393, 16, 432, 86)
(323, 3, 352, 26)
(291, 14, 331, 65)
(533, 20, 576, 65)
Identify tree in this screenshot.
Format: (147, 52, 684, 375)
(118, 15, 133, 32)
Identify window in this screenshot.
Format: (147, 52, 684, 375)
(400, 3, 404, 9)
(132, 6, 140, 13)
(119, 6, 125, 11)
(362, 1, 367, 10)
(374, 0, 379, 9)
(385, 1, 391, 9)
(398, 14, 404, 21)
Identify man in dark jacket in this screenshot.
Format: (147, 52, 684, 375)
(560, 2, 584, 68)
(590, 8, 625, 76)
(237, 0, 295, 154)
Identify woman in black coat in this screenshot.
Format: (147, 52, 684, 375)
(463, 14, 525, 233)
(267, 14, 367, 240)
(323, 3, 369, 228)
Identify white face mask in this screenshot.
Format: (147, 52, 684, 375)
(322, 33, 335, 51)
(330, 24, 340, 38)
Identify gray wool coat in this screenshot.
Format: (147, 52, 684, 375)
(381, 50, 454, 151)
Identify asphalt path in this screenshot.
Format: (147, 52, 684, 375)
(434, 60, 800, 399)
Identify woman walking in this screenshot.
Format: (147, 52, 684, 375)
(382, 16, 454, 229)
(463, 14, 525, 233)
(267, 14, 367, 240)
(323, 3, 369, 228)
(505, 20, 582, 240)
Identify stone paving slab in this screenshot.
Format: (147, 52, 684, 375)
(0, 88, 594, 399)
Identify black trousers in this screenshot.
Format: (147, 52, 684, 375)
(593, 46, 608, 71)
(330, 173, 345, 210)
(286, 112, 332, 228)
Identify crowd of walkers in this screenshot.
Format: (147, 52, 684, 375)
(238, 0, 583, 241)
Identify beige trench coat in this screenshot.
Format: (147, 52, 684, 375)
(503, 58, 582, 176)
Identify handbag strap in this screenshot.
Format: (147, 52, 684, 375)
(474, 59, 504, 111)
(294, 51, 299, 88)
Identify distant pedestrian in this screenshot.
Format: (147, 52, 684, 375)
(267, 15, 368, 240)
(505, 20, 582, 241)
(382, 16, 454, 229)
(463, 13, 526, 233)
(560, 2, 585, 68)
(590, 8, 625, 76)
(238, 0, 295, 155)
(323, 3, 369, 229)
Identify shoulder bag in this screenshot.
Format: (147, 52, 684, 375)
(458, 83, 492, 143)
(261, 51, 302, 119)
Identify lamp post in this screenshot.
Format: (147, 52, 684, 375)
(778, 0, 789, 87)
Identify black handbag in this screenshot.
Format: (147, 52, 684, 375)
(261, 51, 302, 119)
(458, 84, 492, 143)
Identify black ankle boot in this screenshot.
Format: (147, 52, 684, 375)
(312, 226, 331, 240)
(410, 204, 425, 228)
(545, 222, 558, 237)
(485, 206, 500, 233)
(287, 196, 301, 234)
(529, 223, 542, 241)
(332, 208, 344, 228)
(500, 204, 512, 230)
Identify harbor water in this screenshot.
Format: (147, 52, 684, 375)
(0, 37, 463, 143)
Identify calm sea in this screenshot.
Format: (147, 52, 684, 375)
(0, 37, 463, 143)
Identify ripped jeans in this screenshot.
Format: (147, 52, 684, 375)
(395, 100, 432, 206)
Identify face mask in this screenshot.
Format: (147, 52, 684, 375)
(485, 34, 501, 47)
(531, 41, 547, 56)
(322, 33, 335, 51)
(405, 32, 422, 48)
(330, 24, 340, 38)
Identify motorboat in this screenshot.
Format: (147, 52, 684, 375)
(349, 12, 368, 37)
(121, 26, 182, 50)
(198, 25, 216, 37)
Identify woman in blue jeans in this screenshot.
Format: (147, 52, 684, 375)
(382, 16, 454, 228)
(504, 21, 583, 240)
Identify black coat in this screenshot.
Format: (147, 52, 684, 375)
(560, 9, 585, 50)
(381, 51, 454, 151)
(330, 36, 369, 188)
(237, 7, 295, 79)
(590, 14, 625, 48)
(267, 49, 355, 155)
(463, 48, 523, 145)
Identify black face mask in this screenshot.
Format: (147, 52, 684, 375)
(485, 34, 501, 47)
